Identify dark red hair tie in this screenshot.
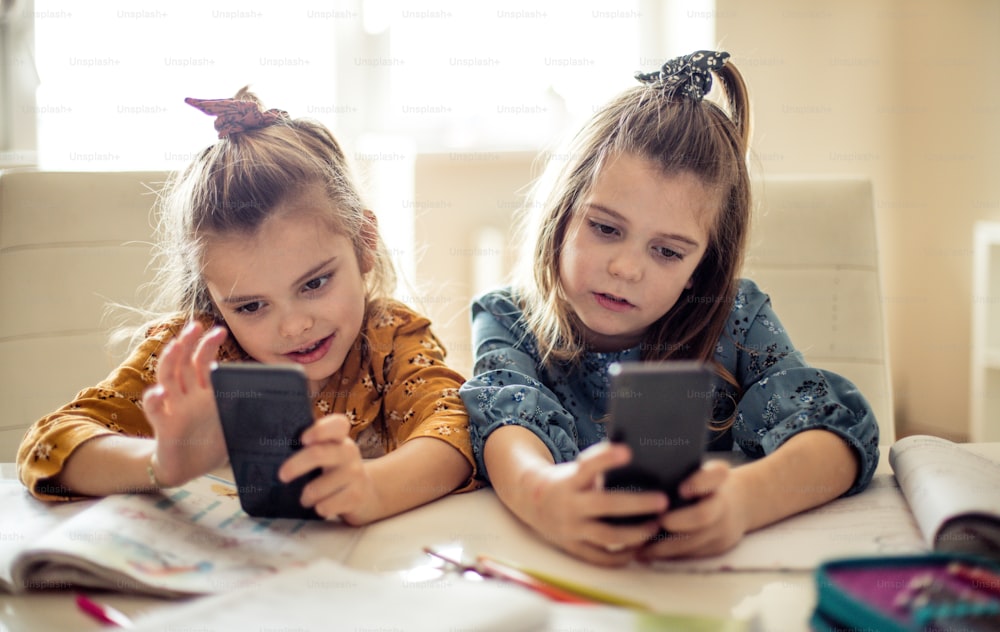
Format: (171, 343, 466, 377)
(185, 96, 289, 139)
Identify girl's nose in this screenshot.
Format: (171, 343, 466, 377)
(608, 248, 643, 282)
(279, 309, 314, 338)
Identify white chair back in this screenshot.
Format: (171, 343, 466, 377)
(0, 170, 167, 461)
(744, 176, 894, 442)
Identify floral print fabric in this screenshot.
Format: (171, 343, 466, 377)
(458, 279, 879, 496)
(18, 300, 478, 499)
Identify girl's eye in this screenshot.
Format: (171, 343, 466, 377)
(588, 220, 619, 237)
(655, 246, 683, 261)
(303, 274, 331, 292)
(235, 301, 263, 315)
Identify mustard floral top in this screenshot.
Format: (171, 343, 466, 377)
(18, 300, 478, 500)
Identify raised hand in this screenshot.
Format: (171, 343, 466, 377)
(143, 322, 230, 487)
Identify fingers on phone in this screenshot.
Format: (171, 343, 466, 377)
(590, 518, 660, 547)
(300, 413, 351, 445)
(296, 456, 365, 516)
(279, 434, 357, 483)
(678, 459, 730, 499)
(574, 442, 631, 483)
(657, 492, 726, 544)
(592, 488, 668, 520)
(574, 521, 658, 566)
(640, 513, 736, 560)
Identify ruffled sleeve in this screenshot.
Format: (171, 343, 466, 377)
(17, 320, 176, 499)
(16, 315, 243, 500)
(366, 302, 480, 492)
(725, 279, 880, 495)
(459, 291, 582, 482)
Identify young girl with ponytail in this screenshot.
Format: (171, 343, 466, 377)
(460, 51, 879, 565)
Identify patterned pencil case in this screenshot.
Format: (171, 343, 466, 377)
(811, 553, 1000, 632)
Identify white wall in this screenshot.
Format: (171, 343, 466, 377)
(409, 152, 538, 374)
(412, 0, 1000, 441)
(716, 0, 1000, 440)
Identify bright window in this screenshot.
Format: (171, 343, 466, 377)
(31, 0, 647, 170)
(378, 0, 642, 151)
(33, 0, 341, 170)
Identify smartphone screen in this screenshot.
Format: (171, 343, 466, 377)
(210, 363, 321, 520)
(602, 361, 714, 524)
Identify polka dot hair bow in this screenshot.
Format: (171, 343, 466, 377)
(184, 96, 289, 139)
(634, 50, 731, 101)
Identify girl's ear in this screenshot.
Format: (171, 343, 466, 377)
(685, 276, 695, 290)
(359, 210, 379, 274)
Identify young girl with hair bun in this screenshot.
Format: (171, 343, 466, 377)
(19, 88, 477, 525)
(460, 51, 879, 565)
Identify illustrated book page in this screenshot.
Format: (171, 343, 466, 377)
(1, 474, 360, 597)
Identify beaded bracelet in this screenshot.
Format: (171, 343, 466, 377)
(147, 454, 164, 489)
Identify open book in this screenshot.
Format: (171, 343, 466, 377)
(889, 434, 1000, 561)
(0, 474, 360, 597)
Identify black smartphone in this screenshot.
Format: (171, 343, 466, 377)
(210, 363, 321, 520)
(601, 361, 714, 525)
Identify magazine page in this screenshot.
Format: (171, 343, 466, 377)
(10, 474, 360, 597)
(889, 434, 1000, 555)
(0, 480, 94, 592)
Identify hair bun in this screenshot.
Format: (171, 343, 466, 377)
(184, 95, 289, 139)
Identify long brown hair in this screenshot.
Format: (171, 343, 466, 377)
(514, 60, 752, 369)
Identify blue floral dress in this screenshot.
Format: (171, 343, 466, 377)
(458, 279, 879, 496)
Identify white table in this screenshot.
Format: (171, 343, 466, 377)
(3, 445, 995, 631)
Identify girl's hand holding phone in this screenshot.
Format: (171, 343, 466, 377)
(519, 442, 668, 567)
(278, 413, 377, 525)
(142, 321, 230, 487)
(638, 460, 751, 560)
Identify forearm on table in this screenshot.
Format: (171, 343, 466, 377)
(357, 436, 472, 524)
(481, 425, 556, 523)
(731, 428, 859, 532)
(53, 434, 158, 497)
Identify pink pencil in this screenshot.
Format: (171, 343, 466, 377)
(75, 594, 135, 628)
